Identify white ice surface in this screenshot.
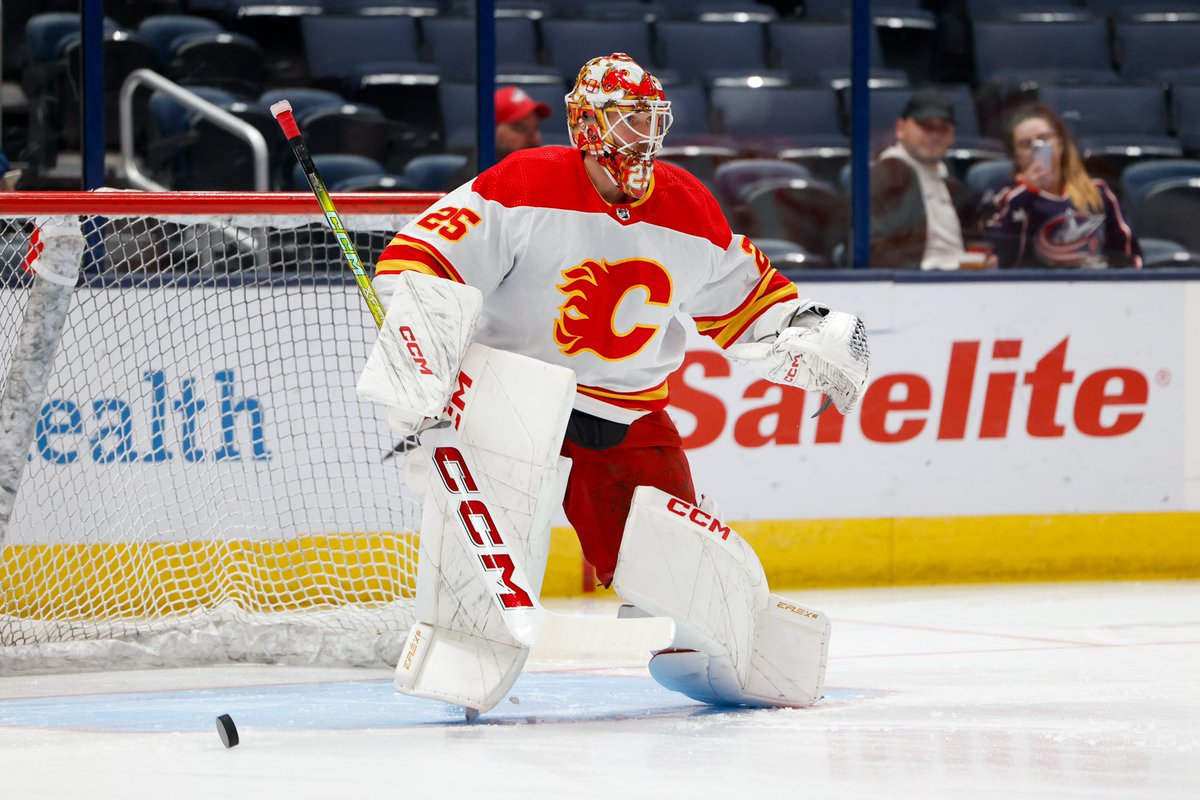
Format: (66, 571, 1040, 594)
(1, 581, 1196, 799)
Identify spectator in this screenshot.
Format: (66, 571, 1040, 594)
(869, 88, 977, 269)
(444, 86, 550, 189)
(982, 103, 1141, 269)
(0, 151, 20, 190)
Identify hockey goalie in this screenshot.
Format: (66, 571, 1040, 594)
(356, 53, 871, 716)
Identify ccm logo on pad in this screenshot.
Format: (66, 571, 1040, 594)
(398, 326, 434, 376)
(433, 446, 535, 610)
(666, 497, 731, 541)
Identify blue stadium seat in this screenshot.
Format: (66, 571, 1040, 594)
(655, 21, 769, 84)
(713, 158, 812, 211)
(137, 14, 224, 66)
(655, 1, 776, 22)
(660, 83, 711, 137)
(422, 17, 539, 83)
(766, 21, 887, 85)
(741, 177, 848, 264)
(709, 86, 845, 149)
(968, 1, 1093, 22)
(1086, 0, 1200, 22)
(291, 154, 385, 191)
(754, 238, 832, 272)
(294, 103, 395, 166)
(404, 153, 469, 191)
(1136, 177, 1200, 250)
(301, 15, 420, 82)
(806, 0, 931, 24)
(169, 32, 266, 96)
(178, 101, 283, 190)
(540, 20, 654, 84)
(24, 12, 119, 64)
(1137, 238, 1199, 267)
(325, 0, 440, 14)
(965, 158, 1016, 207)
(1036, 85, 1182, 157)
(583, 2, 670, 22)
(972, 19, 1118, 85)
(1115, 21, 1200, 84)
(1173, 86, 1200, 156)
(150, 87, 239, 138)
(1120, 159, 1200, 227)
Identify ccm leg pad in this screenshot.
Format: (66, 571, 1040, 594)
(647, 596, 830, 709)
(613, 486, 829, 708)
(394, 622, 528, 713)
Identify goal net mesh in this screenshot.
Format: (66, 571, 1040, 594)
(0, 192, 434, 673)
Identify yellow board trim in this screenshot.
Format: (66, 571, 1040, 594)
(5, 515, 1196, 617)
(541, 512, 1200, 597)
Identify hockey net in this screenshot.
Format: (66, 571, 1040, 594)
(0, 191, 440, 673)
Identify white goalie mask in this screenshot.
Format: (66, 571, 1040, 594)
(565, 53, 673, 200)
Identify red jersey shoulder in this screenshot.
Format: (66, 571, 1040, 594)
(641, 160, 732, 249)
(471, 147, 587, 210)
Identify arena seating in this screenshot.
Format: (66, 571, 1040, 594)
(0, 0, 1194, 264)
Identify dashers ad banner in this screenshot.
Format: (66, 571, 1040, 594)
(668, 280, 1190, 521)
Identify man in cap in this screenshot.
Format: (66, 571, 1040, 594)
(443, 86, 550, 188)
(869, 88, 976, 269)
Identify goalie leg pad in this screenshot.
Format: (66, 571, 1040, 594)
(395, 622, 528, 713)
(396, 345, 577, 714)
(613, 487, 829, 708)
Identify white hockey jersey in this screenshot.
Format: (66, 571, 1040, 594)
(374, 146, 798, 423)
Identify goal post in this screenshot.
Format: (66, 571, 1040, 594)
(0, 191, 440, 673)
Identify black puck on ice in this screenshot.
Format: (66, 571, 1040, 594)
(216, 714, 240, 748)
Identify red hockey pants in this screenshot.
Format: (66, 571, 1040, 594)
(560, 410, 697, 587)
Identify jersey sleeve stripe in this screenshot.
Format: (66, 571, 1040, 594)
(376, 234, 465, 283)
(576, 379, 670, 411)
(694, 270, 798, 348)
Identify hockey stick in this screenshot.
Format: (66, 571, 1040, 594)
(270, 100, 386, 329)
(270, 100, 675, 660)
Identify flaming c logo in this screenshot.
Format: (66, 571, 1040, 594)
(554, 258, 673, 361)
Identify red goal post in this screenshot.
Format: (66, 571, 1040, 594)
(0, 190, 443, 673)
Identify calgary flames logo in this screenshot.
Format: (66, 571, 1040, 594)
(554, 258, 673, 361)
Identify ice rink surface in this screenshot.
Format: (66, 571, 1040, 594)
(1, 580, 1196, 799)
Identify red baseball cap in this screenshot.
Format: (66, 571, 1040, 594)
(495, 86, 551, 125)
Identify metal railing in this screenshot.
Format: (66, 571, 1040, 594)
(119, 69, 270, 192)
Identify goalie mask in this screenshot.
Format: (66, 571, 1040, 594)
(566, 53, 673, 200)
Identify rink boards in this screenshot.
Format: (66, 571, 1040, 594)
(2, 276, 1198, 600)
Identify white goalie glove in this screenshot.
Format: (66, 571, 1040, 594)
(726, 300, 870, 415)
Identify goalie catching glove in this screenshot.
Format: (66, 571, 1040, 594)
(726, 300, 870, 415)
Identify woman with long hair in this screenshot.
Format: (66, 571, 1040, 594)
(982, 102, 1140, 268)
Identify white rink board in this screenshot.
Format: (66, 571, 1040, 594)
(3, 279, 1194, 547)
(2, 286, 411, 546)
(670, 279, 1191, 520)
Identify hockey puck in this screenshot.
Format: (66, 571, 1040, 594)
(216, 714, 240, 748)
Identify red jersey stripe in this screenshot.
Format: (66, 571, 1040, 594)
(376, 234, 465, 283)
